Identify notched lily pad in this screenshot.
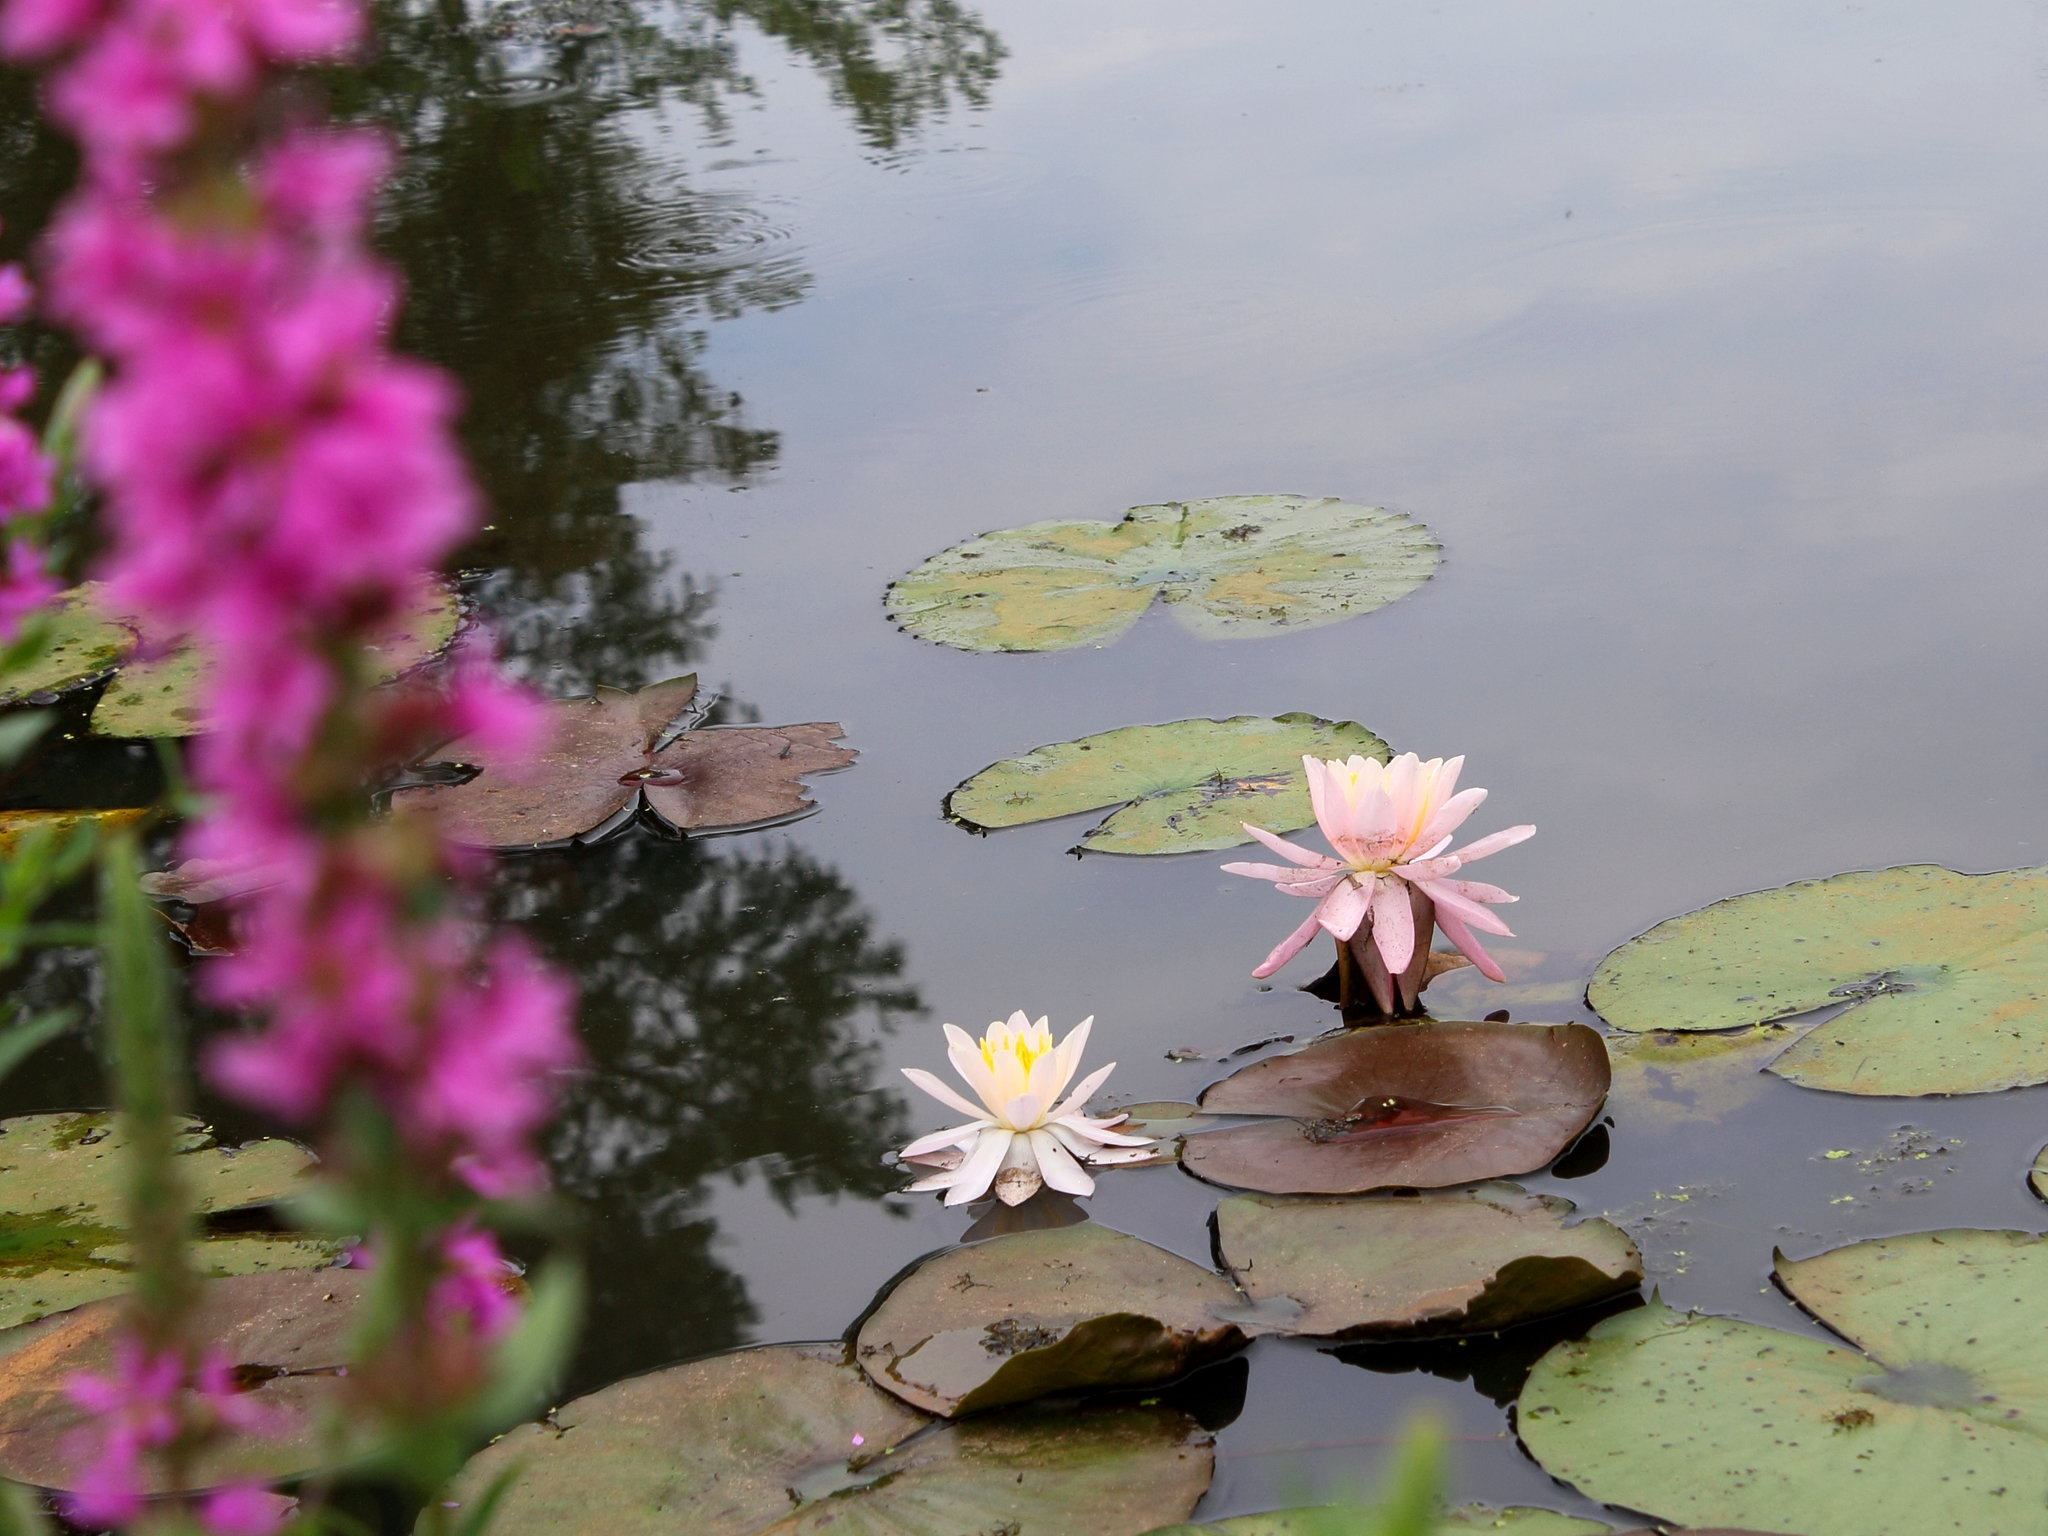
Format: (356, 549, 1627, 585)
(0, 1111, 331, 1329)
(855, 1222, 1246, 1416)
(947, 714, 1388, 855)
(1213, 1183, 1641, 1341)
(0, 1268, 364, 1494)
(392, 675, 855, 848)
(1588, 864, 2048, 1096)
(439, 1341, 1215, 1536)
(1182, 1022, 1609, 1195)
(1518, 1228, 2048, 1536)
(888, 495, 1440, 653)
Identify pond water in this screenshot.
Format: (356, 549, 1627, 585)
(7, 0, 2048, 1526)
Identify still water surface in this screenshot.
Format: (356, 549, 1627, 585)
(9, 0, 2048, 1522)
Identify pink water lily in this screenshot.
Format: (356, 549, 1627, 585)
(898, 1012, 1154, 1206)
(1222, 753, 1534, 1014)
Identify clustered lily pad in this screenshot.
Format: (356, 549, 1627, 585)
(1212, 1184, 1641, 1341)
(1180, 1022, 1610, 1195)
(1589, 864, 2048, 1097)
(0, 1268, 365, 1495)
(887, 495, 1440, 653)
(1518, 1228, 2048, 1536)
(854, 1223, 1246, 1416)
(947, 714, 1389, 855)
(438, 1341, 1216, 1536)
(0, 1111, 337, 1329)
(0, 582, 459, 737)
(391, 675, 855, 848)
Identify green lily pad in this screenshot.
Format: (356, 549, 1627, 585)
(439, 1341, 1215, 1536)
(90, 583, 460, 737)
(1588, 864, 2048, 1096)
(0, 1111, 332, 1329)
(887, 496, 1440, 653)
(0, 584, 135, 705)
(0, 1268, 365, 1494)
(1182, 1023, 1611, 1195)
(946, 714, 1389, 856)
(1601, 1025, 1796, 1127)
(855, 1222, 1246, 1416)
(1143, 1507, 1619, 1535)
(1518, 1228, 2048, 1536)
(1213, 1184, 1641, 1341)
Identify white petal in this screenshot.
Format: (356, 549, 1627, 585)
(1047, 1060, 1116, 1122)
(944, 1129, 1013, 1206)
(1048, 1015, 1093, 1104)
(942, 1025, 1005, 1116)
(900, 1120, 991, 1159)
(1026, 1128, 1096, 1196)
(1053, 1112, 1155, 1148)
(902, 1067, 988, 1123)
(1001, 1092, 1044, 1130)
(993, 1134, 1043, 1205)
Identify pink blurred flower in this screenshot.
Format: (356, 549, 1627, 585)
(429, 1223, 524, 1343)
(1223, 753, 1534, 992)
(0, 263, 30, 322)
(196, 1484, 295, 1536)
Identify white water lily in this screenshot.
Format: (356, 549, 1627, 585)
(897, 1011, 1154, 1206)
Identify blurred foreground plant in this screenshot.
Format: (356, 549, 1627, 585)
(0, 0, 585, 1525)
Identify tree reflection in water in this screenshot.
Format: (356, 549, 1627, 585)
(493, 831, 922, 1392)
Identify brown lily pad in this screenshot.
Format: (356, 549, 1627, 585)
(439, 1341, 1214, 1536)
(855, 1223, 1246, 1417)
(1181, 1022, 1610, 1195)
(0, 1268, 363, 1494)
(1213, 1183, 1642, 1341)
(391, 675, 856, 848)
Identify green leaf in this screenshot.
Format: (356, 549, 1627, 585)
(472, 1254, 584, 1433)
(0, 585, 135, 705)
(0, 1110, 329, 1330)
(888, 496, 1439, 652)
(947, 713, 1389, 855)
(1212, 1184, 1641, 1341)
(854, 1222, 1246, 1416)
(0, 1012, 69, 1087)
(436, 1341, 1215, 1536)
(1588, 864, 2048, 1096)
(1517, 1228, 2048, 1536)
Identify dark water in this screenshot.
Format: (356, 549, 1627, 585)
(8, 0, 2048, 1523)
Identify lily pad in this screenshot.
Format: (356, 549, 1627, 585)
(438, 1341, 1215, 1536)
(888, 496, 1440, 653)
(1518, 1228, 2048, 1536)
(1588, 864, 2048, 1096)
(0, 584, 135, 705)
(0, 1111, 332, 1329)
(0, 807, 147, 860)
(90, 583, 460, 737)
(1601, 1025, 1796, 1128)
(947, 714, 1389, 856)
(1182, 1023, 1610, 1195)
(1213, 1184, 1641, 1341)
(0, 1268, 364, 1494)
(1143, 1507, 1619, 1535)
(392, 675, 855, 848)
(855, 1222, 1246, 1416)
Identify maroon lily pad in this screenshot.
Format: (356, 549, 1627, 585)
(1180, 1021, 1610, 1195)
(390, 675, 856, 848)
(0, 1269, 365, 1495)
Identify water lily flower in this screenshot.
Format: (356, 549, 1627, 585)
(898, 1012, 1154, 1206)
(1222, 753, 1534, 1014)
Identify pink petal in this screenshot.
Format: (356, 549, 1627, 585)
(1220, 860, 1318, 884)
(1447, 823, 1536, 863)
(1434, 904, 1505, 982)
(1276, 872, 1346, 897)
(1425, 881, 1516, 937)
(1392, 855, 1462, 882)
(1241, 821, 1337, 868)
(901, 1066, 988, 1123)
(1370, 875, 1415, 974)
(1251, 908, 1325, 979)
(1413, 784, 1486, 851)
(1314, 877, 1372, 941)
(1433, 876, 1516, 905)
